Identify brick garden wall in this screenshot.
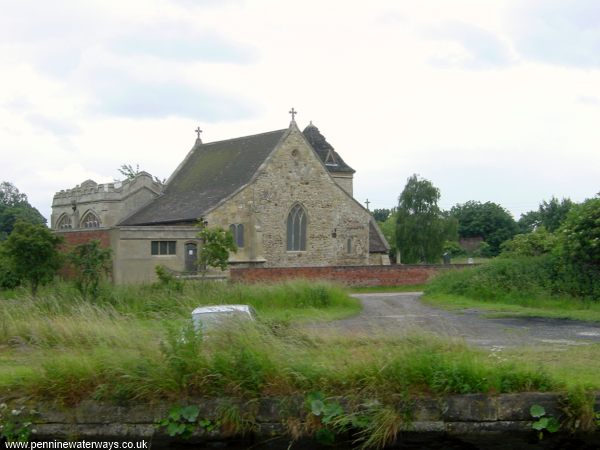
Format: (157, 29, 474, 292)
(230, 264, 474, 286)
(56, 229, 112, 279)
(58, 229, 112, 248)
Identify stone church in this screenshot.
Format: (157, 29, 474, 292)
(52, 116, 390, 284)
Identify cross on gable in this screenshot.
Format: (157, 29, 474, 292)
(364, 199, 371, 210)
(195, 127, 203, 140)
(289, 107, 297, 121)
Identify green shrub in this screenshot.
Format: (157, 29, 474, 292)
(559, 198, 600, 268)
(500, 228, 558, 258)
(427, 257, 555, 302)
(0, 249, 20, 289)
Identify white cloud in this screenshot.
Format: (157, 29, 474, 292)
(510, 0, 600, 67)
(0, 0, 599, 224)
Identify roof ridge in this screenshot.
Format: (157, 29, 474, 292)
(200, 128, 287, 147)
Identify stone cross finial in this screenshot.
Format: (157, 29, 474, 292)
(195, 127, 203, 140)
(365, 199, 371, 210)
(289, 107, 297, 121)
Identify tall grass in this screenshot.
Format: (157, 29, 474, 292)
(0, 279, 564, 402)
(0, 280, 357, 347)
(0, 318, 560, 404)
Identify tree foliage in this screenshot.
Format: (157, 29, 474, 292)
(519, 197, 574, 233)
(395, 174, 454, 263)
(69, 240, 112, 299)
(2, 221, 63, 295)
(500, 228, 558, 258)
(450, 201, 518, 256)
(118, 164, 165, 184)
(559, 198, 600, 267)
(197, 226, 237, 272)
(0, 182, 46, 239)
(372, 208, 391, 223)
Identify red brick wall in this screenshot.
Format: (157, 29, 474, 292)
(230, 264, 473, 286)
(58, 230, 112, 249)
(56, 230, 112, 279)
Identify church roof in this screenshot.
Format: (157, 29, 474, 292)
(302, 123, 355, 174)
(120, 129, 287, 226)
(369, 220, 390, 253)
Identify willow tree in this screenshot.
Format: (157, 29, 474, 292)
(396, 174, 452, 264)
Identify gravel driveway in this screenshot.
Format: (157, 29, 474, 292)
(306, 292, 600, 349)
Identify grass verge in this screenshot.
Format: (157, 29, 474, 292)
(424, 256, 600, 322)
(422, 293, 600, 323)
(349, 284, 426, 294)
(501, 344, 600, 390)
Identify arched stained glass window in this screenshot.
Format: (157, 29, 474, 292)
(57, 215, 72, 230)
(81, 211, 101, 228)
(287, 204, 307, 251)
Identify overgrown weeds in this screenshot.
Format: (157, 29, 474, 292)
(425, 256, 600, 320)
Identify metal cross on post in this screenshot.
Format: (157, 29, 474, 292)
(195, 127, 203, 140)
(365, 199, 371, 210)
(289, 107, 297, 121)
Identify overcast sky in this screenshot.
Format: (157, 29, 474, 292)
(1, 0, 599, 222)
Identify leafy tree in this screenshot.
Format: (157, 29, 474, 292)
(519, 197, 574, 233)
(0, 181, 27, 205)
(0, 244, 21, 289)
(395, 174, 452, 263)
(69, 240, 112, 299)
(2, 221, 63, 295)
(450, 201, 518, 256)
(0, 182, 46, 239)
(118, 163, 141, 180)
(118, 164, 165, 184)
(559, 198, 600, 267)
(517, 210, 541, 234)
(372, 208, 391, 223)
(500, 228, 558, 258)
(197, 226, 237, 272)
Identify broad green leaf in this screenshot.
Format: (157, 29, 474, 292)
(532, 418, 548, 431)
(546, 417, 560, 433)
(530, 404, 545, 418)
(181, 405, 200, 422)
(311, 399, 325, 416)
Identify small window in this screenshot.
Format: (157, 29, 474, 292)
(151, 240, 176, 255)
(81, 211, 101, 228)
(229, 223, 244, 248)
(57, 215, 72, 230)
(287, 204, 307, 251)
(346, 237, 352, 254)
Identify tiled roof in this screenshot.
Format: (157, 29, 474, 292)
(369, 220, 390, 253)
(303, 123, 355, 174)
(120, 129, 287, 225)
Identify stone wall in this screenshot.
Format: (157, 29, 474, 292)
(206, 125, 376, 268)
(230, 264, 473, 286)
(4, 393, 598, 448)
(51, 173, 163, 230)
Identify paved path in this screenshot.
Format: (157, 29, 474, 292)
(305, 292, 600, 348)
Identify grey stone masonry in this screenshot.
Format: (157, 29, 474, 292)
(51, 172, 163, 230)
(3, 393, 598, 448)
